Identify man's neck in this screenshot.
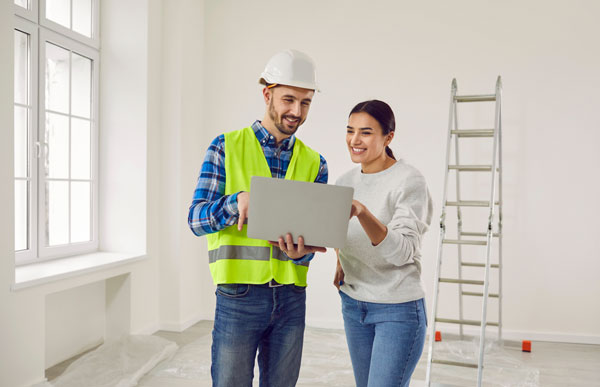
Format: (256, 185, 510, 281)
(260, 119, 291, 145)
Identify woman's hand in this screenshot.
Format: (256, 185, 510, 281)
(333, 248, 345, 290)
(350, 199, 366, 219)
(333, 263, 345, 290)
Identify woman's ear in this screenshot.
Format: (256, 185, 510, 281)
(385, 131, 395, 147)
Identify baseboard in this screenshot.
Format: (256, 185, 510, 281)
(433, 325, 600, 345)
(132, 321, 160, 335)
(159, 311, 204, 332)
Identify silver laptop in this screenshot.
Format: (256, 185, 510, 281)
(247, 176, 354, 249)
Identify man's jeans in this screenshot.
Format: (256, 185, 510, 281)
(340, 291, 427, 387)
(211, 283, 306, 387)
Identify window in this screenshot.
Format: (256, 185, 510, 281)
(14, 0, 99, 264)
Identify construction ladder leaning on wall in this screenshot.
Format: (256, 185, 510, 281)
(425, 76, 503, 387)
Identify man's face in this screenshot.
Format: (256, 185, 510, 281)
(266, 85, 314, 137)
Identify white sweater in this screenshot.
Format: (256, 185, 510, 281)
(336, 159, 433, 303)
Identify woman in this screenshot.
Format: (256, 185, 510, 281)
(334, 100, 433, 387)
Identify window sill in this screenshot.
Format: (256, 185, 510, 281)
(12, 251, 147, 291)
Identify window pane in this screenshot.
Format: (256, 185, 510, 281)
(71, 118, 91, 179)
(47, 181, 69, 246)
(46, 42, 70, 114)
(46, 0, 71, 29)
(72, 0, 92, 38)
(71, 53, 91, 118)
(15, 0, 28, 9)
(46, 113, 69, 179)
(15, 106, 29, 179)
(14, 30, 29, 105)
(15, 181, 28, 251)
(71, 182, 90, 242)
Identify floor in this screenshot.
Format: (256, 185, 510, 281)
(46, 320, 600, 387)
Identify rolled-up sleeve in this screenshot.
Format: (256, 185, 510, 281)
(374, 176, 433, 266)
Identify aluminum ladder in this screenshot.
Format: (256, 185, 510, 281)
(425, 76, 503, 387)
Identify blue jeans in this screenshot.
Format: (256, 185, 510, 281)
(340, 291, 427, 387)
(211, 283, 307, 387)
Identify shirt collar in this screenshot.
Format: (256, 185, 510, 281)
(252, 120, 296, 150)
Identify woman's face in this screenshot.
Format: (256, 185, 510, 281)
(346, 112, 391, 165)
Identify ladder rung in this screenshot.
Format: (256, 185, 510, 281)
(448, 165, 492, 172)
(446, 200, 490, 207)
(463, 291, 499, 298)
(443, 239, 487, 246)
(451, 129, 495, 138)
(435, 318, 499, 327)
(455, 94, 496, 102)
(432, 359, 479, 369)
(439, 278, 484, 285)
(461, 262, 500, 268)
(461, 231, 500, 238)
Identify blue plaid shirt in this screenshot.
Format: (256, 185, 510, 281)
(188, 120, 328, 264)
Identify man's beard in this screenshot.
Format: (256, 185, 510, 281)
(269, 100, 302, 136)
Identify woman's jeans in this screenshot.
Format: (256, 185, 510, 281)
(211, 283, 307, 387)
(340, 291, 427, 387)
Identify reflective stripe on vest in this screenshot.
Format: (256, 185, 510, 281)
(206, 126, 320, 285)
(208, 245, 310, 267)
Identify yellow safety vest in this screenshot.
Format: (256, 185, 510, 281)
(206, 126, 321, 286)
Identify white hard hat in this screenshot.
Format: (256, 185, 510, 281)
(259, 49, 319, 91)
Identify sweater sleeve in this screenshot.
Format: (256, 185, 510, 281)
(373, 174, 433, 266)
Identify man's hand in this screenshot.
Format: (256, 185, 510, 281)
(269, 233, 326, 259)
(237, 191, 250, 231)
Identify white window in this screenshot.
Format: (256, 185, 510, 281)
(14, 0, 99, 264)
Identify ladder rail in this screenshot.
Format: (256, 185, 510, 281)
(425, 78, 457, 387)
(453, 96, 465, 339)
(475, 76, 503, 386)
(497, 77, 504, 342)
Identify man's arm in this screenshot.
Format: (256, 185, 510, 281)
(188, 135, 240, 236)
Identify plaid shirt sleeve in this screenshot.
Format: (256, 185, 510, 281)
(188, 135, 240, 236)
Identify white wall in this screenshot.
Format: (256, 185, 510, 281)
(194, 0, 600, 341)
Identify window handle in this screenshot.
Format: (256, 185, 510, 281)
(35, 141, 49, 159)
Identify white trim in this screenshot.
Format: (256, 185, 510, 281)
(12, 251, 147, 290)
(14, 17, 39, 264)
(160, 312, 205, 333)
(13, 0, 38, 23)
(39, 0, 99, 49)
(434, 324, 600, 346)
(37, 27, 99, 261)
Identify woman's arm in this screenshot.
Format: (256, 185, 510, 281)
(351, 200, 388, 246)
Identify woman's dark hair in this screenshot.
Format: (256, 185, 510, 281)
(349, 99, 396, 160)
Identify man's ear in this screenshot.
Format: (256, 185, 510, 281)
(263, 87, 272, 105)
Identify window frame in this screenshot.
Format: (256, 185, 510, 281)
(14, 0, 38, 23)
(14, 0, 100, 265)
(14, 17, 39, 264)
(37, 28, 100, 261)
(39, 0, 100, 49)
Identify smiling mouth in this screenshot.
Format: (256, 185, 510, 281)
(283, 116, 299, 125)
(351, 147, 366, 154)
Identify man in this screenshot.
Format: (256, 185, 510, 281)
(188, 49, 328, 387)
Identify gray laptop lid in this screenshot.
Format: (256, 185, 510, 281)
(247, 176, 354, 249)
